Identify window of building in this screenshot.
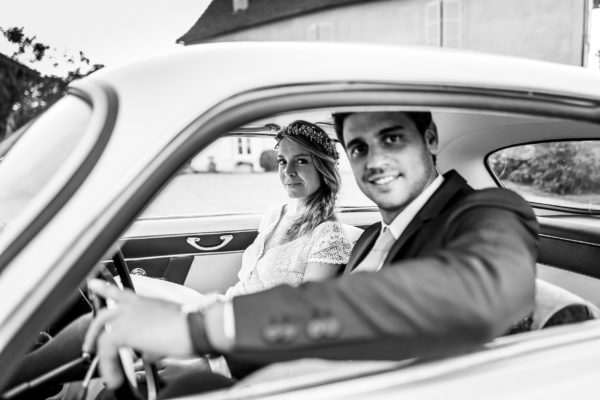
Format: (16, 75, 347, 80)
(307, 22, 334, 41)
(487, 141, 600, 212)
(424, 0, 462, 48)
(233, 0, 248, 13)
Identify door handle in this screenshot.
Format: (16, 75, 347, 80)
(186, 235, 233, 251)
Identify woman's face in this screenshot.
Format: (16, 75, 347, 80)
(277, 137, 321, 201)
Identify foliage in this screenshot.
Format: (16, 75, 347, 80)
(259, 149, 278, 172)
(489, 141, 600, 195)
(0, 26, 104, 140)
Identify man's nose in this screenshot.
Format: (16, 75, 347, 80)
(365, 147, 389, 171)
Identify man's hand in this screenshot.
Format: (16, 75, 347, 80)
(135, 358, 211, 385)
(82, 279, 195, 388)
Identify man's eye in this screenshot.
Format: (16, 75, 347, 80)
(383, 134, 402, 144)
(278, 159, 286, 165)
(349, 145, 367, 158)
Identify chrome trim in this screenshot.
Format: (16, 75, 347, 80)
(122, 229, 256, 241)
(187, 235, 233, 251)
(116, 250, 244, 262)
(130, 268, 146, 276)
(539, 233, 600, 248)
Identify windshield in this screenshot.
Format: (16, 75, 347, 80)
(0, 96, 92, 235)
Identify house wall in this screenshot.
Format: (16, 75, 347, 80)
(199, 0, 588, 66)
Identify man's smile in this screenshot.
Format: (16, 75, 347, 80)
(367, 173, 401, 186)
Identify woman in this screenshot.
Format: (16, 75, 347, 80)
(220, 120, 362, 299)
(6, 121, 362, 398)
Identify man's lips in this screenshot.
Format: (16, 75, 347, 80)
(367, 173, 401, 186)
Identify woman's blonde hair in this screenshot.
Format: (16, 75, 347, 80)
(275, 120, 341, 241)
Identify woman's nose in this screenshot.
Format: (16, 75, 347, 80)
(285, 165, 297, 177)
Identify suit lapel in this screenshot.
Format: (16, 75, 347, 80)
(383, 171, 470, 265)
(344, 222, 381, 273)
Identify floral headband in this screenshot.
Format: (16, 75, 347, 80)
(276, 121, 339, 160)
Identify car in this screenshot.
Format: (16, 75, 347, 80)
(1, 42, 600, 399)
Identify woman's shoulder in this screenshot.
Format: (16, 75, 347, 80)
(311, 220, 363, 243)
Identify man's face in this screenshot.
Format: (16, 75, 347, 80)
(343, 112, 438, 224)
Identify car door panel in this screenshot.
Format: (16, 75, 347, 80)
(121, 214, 262, 292)
(122, 210, 380, 293)
(536, 213, 600, 306)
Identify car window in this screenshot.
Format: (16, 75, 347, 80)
(0, 96, 92, 236)
(487, 141, 600, 212)
(141, 135, 374, 218)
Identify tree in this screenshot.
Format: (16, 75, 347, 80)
(0, 26, 103, 140)
(259, 149, 278, 171)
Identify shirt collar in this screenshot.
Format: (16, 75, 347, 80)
(383, 174, 445, 240)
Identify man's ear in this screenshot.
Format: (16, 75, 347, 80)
(424, 127, 439, 155)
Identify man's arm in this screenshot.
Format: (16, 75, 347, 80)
(211, 193, 537, 363)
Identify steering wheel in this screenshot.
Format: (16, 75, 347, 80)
(81, 251, 161, 400)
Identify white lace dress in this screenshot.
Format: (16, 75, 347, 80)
(223, 204, 363, 299)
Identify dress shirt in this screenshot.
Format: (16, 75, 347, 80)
(352, 174, 444, 273)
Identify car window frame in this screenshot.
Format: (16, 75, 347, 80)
(485, 138, 600, 216)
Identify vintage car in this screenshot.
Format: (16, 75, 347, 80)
(1, 42, 600, 399)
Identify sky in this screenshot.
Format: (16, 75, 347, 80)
(0, 0, 212, 75)
(0, 1, 599, 75)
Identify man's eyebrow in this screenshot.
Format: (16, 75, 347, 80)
(378, 125, 406, 135)
(346, 138, 363, 149)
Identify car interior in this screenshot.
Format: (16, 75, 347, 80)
(121, 108, 600, 320)
(4, 105, 600, 399)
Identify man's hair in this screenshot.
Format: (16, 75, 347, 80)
(332, 111, 433, 147)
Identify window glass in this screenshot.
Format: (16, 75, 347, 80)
(488, 141, 600, 211)
(141, 136, 374, 218)
(0, 96, 92, 233)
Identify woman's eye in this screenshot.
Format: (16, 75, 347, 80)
(297, 158, 308, 165)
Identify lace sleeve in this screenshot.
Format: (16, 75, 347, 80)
(307, 222, 360, 265)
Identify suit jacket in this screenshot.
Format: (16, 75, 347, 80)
(227, 170, 539, 365)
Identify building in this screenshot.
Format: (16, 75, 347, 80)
(179, 0, 591, 172)
(179, 0, 590, 66)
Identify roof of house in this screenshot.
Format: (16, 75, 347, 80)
(177, 0, 372, 44)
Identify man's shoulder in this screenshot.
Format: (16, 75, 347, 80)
(451, 186, 535, 220)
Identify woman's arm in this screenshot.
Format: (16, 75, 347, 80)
(302, 262, 342, 283)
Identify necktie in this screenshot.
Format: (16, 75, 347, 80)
(352, 226, 396, 273)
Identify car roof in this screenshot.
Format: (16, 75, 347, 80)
(72, 41, 600, 185)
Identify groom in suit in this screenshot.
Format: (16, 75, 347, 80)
(85, 111, 539, 393)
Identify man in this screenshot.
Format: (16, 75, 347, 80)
(84, 111, 538, 393)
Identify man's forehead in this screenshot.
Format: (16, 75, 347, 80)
(344, 112, 417, 138)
